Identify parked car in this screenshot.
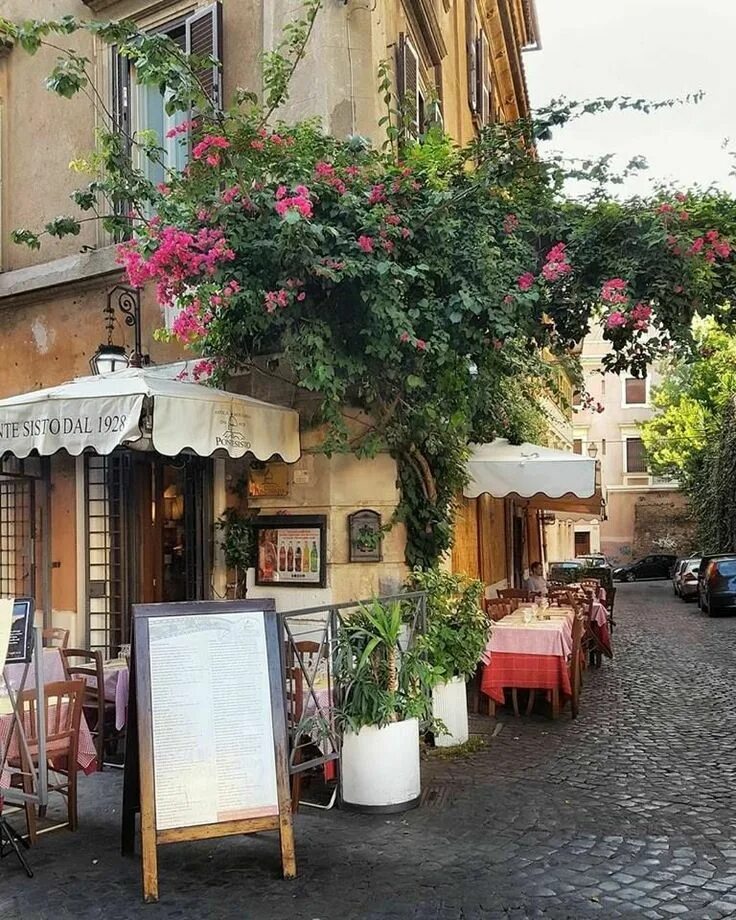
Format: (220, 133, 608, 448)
(701, 557, 736, 615)
(576, 554, 611, 569)
(697, 554, 736, 609)
(673, 557, 701, 600)
(613, 554, 677, 582)
(547, 560, 584, 582)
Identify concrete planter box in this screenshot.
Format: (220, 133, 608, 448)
(341, 718, 421, 813)
(432, 676, 469, 747)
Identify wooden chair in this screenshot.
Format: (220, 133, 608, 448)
(498, 588, 530, 602)
(42, 627, 69, 649)
(485, 598, 511, 621)
(9, 680, 85, 844)
(61, 648, 114, 771)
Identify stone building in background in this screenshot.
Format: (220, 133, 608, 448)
(571, 326, 694, 565)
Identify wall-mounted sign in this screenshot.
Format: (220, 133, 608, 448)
(348, 509, 383, 563)
(248, 462, 289, 498)
(254, 515, 327, 588)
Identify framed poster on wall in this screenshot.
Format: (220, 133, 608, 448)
(254, 515, 327, 588)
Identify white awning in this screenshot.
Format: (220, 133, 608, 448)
(464, 439, 602, 513)
(0, 366, 300, 462)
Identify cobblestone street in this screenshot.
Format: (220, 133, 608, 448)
(5, 582, 736, 919)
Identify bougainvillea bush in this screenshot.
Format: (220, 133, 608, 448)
(3, 5, 736, 565)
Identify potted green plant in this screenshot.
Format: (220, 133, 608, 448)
(335, 598, 431, 813)
(407, 569, 488, 748)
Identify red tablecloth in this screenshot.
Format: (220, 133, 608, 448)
(481, 652, 572, 705)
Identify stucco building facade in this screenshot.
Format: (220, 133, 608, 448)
(572, 327, 692, 565)
(0, 0, 543, 651)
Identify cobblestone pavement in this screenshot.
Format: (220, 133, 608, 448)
(5, 582, 736, 919)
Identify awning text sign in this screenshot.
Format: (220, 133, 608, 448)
(0, 394, 144, 458)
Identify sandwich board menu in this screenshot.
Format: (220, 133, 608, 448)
(121, 599, 295, 902)
(4, 598, 34, 664)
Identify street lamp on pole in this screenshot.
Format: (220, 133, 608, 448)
(587, 441, 599, 459)
(89, 285, 147, 375)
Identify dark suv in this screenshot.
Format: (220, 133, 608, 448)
(613, 554, 677, 582)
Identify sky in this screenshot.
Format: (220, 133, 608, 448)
(523, 0, 736, 197)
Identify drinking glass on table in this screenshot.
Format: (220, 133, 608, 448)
(523, 607, 533, 625)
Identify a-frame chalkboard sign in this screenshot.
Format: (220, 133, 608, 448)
(121, 600, 296, 902)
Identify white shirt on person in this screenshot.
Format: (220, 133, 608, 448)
(525, 574, 547, 595)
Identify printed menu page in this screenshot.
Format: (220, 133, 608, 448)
(147, 611, 279, 830)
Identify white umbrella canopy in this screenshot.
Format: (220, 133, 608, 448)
(0, 366, 300, 462)
(464, 439, 600, 510)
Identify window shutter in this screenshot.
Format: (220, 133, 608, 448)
(466, 2, 478, 114)
(397, 33, 420, 136)
(478, 29, 490, 125)
(186, 1, 224, 110)
(111, 46, 131, 154)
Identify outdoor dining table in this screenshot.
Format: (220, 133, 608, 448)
(480, 606, 575, 711)
(0, 648, 98, 788)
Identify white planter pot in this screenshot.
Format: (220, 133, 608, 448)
(341, 717, 421, 813)
(432, 676, 469, 748)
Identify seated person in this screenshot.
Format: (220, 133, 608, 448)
(525, 561, 547, 595)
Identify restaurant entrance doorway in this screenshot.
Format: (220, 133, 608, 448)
(84, 451, 212, 655)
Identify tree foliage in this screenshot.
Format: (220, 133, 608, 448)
(3, 6, 736, 567)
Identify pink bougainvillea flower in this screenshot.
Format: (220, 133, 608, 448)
(314, 161, 334, 177)
(192, 134, 230, 160)
(368, 183, 387, 205)
(713, 239, 731, 259)
(270, 134, 284, 145)
(605, 311, 627, 329)
(192, 359, 215, 381)
(400, 331, 411, 343)
(250, 140, 265, 151)
(657, 203, 674, 214)
(357, 235, 374, 253)
(415, 339, 427, 351)
(296, 291, 306, 301)
(630, 302, 652, 330)
(673, 284, 684, 294)
(503, 213, 519, 235)
(382, 239, 395, 253)
(678, 211, 689, 221)
(274, 186, 313, 220)
(503, 294, 514, 305)
(545, 242, 567, 263)
(688, 237, 705, 255)
(600, 278, 628, 305)
(385, 214, 401, 226)
(400, 227, 411, 239)
(165, 119, 196, 139)
(264, 289, 290, 313)
(156, 183, 171, 196)
(221, 185, 240, 204)
(517, 272, 535, 291)
(675, 192, 687, 202)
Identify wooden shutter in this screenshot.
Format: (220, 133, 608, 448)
(466, 2, 478, 114)
(186, 1, 224, 110)
(477, 29, 490, 125)
(397, 33, 420, 136)
(111, 46, 131, 154)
